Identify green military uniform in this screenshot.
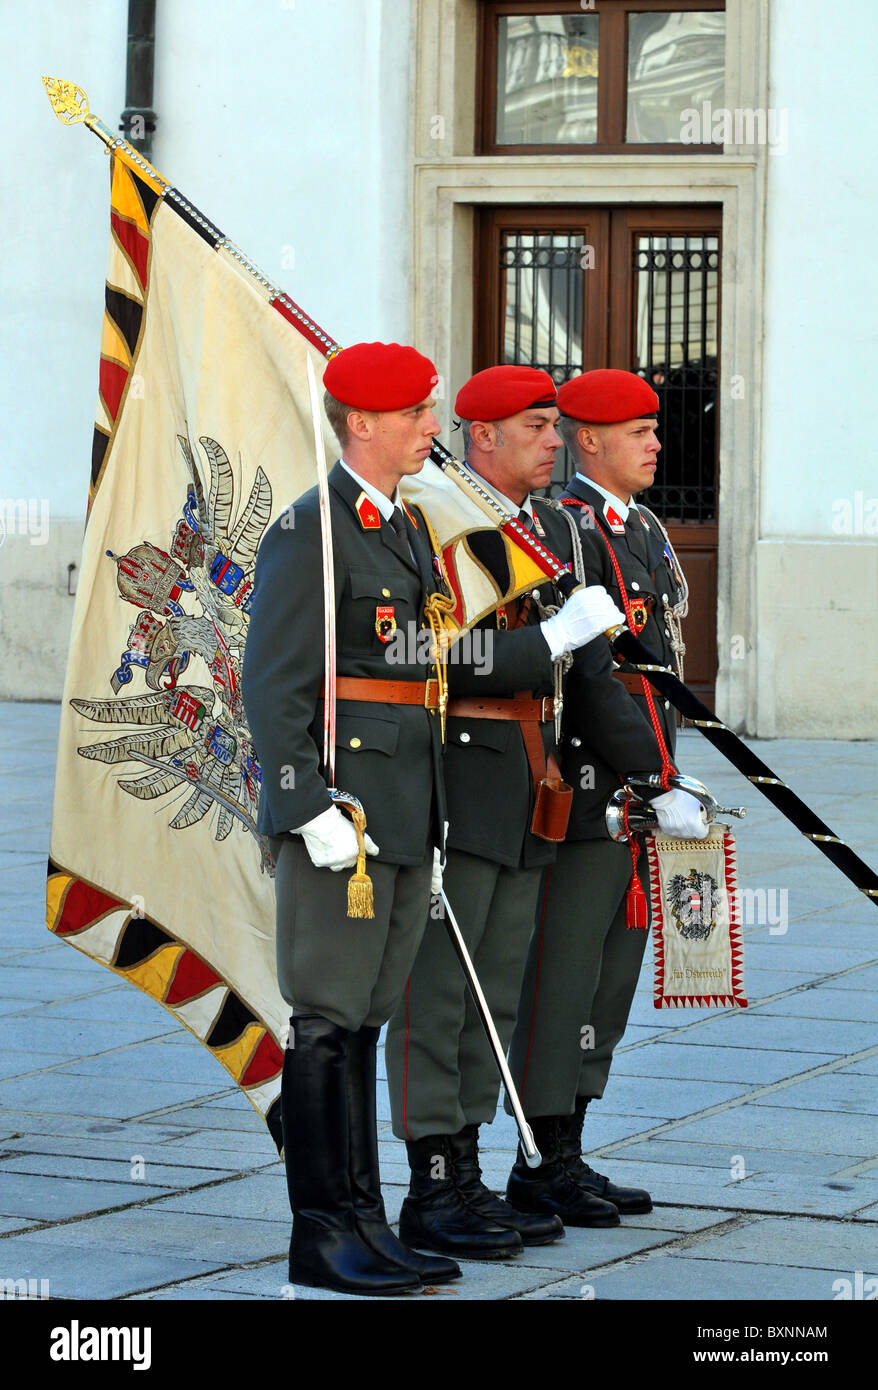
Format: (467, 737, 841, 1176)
(243, 462, 446, 1031)
(508, 474, 683, 1109)
(504, 472, 685, 1222)
(384, 487, 573, 1255)
(386, 494, 573, 1137)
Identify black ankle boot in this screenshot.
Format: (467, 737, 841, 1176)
(558, 1097, 653, 1215)
(399, 1133, 523, 1260)
(447, 1124, 563, 1245)
(283, 1014, 419, 1295)
(346, 1026, 460, 1284)
(505, 1114, 620, 1228)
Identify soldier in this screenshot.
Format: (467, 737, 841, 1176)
(505, 368, 709, 1226)
(385, 366, 626, 1258)
(243, 341, 460, 1296)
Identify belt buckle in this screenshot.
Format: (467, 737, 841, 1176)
(424, 677, 439, 712)
(540, 695, 556, 722)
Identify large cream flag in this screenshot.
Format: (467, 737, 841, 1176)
(46, 144, 341, 1147)
(44, 98, 570, 1149)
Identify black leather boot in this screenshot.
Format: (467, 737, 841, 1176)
(399, 1133, 523, 1259)
(447, 1124, 564, 1245)
(346, 1026, 461, 1284)
(505, 1114, 620, 1228)
(559, 1097, 653, 1215)
(283, 1014, 419, 1294)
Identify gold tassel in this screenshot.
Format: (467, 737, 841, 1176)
(344, 803, 374, 919)
(423, 591, 458, 743)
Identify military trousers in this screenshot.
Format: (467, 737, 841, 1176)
(507, 838, 649, 1117)
(271, 836, 433, 1033)
(386, 849, 543, 1141)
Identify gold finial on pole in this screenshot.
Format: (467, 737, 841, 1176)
(42, 76, 91, 125)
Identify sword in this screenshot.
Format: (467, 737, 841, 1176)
(440, 889, 541, 1167)
(306, 356, 374, 917)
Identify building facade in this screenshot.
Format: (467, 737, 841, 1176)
(3, 0, 877, 737)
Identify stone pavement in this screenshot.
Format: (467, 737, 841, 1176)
(1, 701, 876, 1302)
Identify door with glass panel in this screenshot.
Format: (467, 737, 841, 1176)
(474, 205, 721, 703)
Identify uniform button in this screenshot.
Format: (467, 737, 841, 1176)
(349, 737, 361, 749)
(531, 589, 541, 599)
(631, 581, 640, 591)
(459, 732, 471, 743)
(570, 736, 582, 748)
(665, 628, 671, 638)
(664, 701, 670, 711)
(382, 587, 391, 598)
(662, 593, 668, 602)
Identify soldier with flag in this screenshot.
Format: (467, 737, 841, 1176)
(385, 365, 626, 1258)
(504, 368, 708, 1226)
(242, 341, 461, 1295)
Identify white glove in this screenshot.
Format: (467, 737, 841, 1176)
(541, 585, 626, 659)
(652, 789, 709, 840)
(295, 805, 380, 871)
(431, 846, 443, 895)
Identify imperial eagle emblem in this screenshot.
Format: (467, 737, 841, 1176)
(70, 434, 271, 849)
(667, 868, 719, 942)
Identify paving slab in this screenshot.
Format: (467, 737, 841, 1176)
(0, 1133, 264, 1172)
(20, 1208, 289, 1264)
(657, 1012, 874, 1055)
(748, 1070, 878, 1114)
(681, 1215, 878, 1271)
(610, 1042, 834, 1085)
(585, 1075, 752, 1120)
(152, 1173, 290, 1222)
(520, 1257, 843, 1301)
(753, 989, 878, 1024)
(0, 1170, 170, 1221)
(0, 1235, 224, 1300)
(0, 1072, 225, 1119)
(612, 1139, 852, 1178)
(0, 1151, 232, 1189)
(55, 1041, 236, 1087)
(0, 1016, 179, 1053)
(666, 1104, 878, 1159)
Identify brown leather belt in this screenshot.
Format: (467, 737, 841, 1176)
(321, 677, 439, 710)
(613, 670, 645, 695)
(446, 695, 555, 722)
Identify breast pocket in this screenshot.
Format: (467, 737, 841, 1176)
(341, 568, 418, 655)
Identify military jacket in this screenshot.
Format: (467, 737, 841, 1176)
(443, 497, 573, 869)
(242, 462, 447, 866)
(555, 475, 685, 840)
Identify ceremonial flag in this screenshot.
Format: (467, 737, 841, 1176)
(43, 78, 572, 1150)
(45, 112, 342, 1147)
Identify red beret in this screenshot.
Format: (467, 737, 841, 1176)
(323, 341, 438, 410)
(557, 369, 659, 424)
(455, 365, 557, 422)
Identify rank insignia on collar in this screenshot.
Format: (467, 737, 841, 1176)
(375, 605, 397, 643)
(604, 502, 626, 534)
(532, 509, 546, 538)
(629, 598, 649, 635)
(355, 491, 381, 530)
(401, 499, 419, 529)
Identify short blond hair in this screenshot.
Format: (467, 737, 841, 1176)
(324, 390, 354, 447)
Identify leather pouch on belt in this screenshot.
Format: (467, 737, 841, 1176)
(530, 767, 573, 842)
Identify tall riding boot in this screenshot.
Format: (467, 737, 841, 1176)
(558, 1097, 653, 1215)
(399, 1133, 523, 1259)
(505, 1113, 620, 1227)
(346, 1026, 461, 1284)
(283, 1014, 418, 1294)
(447, 1124, 563, 1245)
